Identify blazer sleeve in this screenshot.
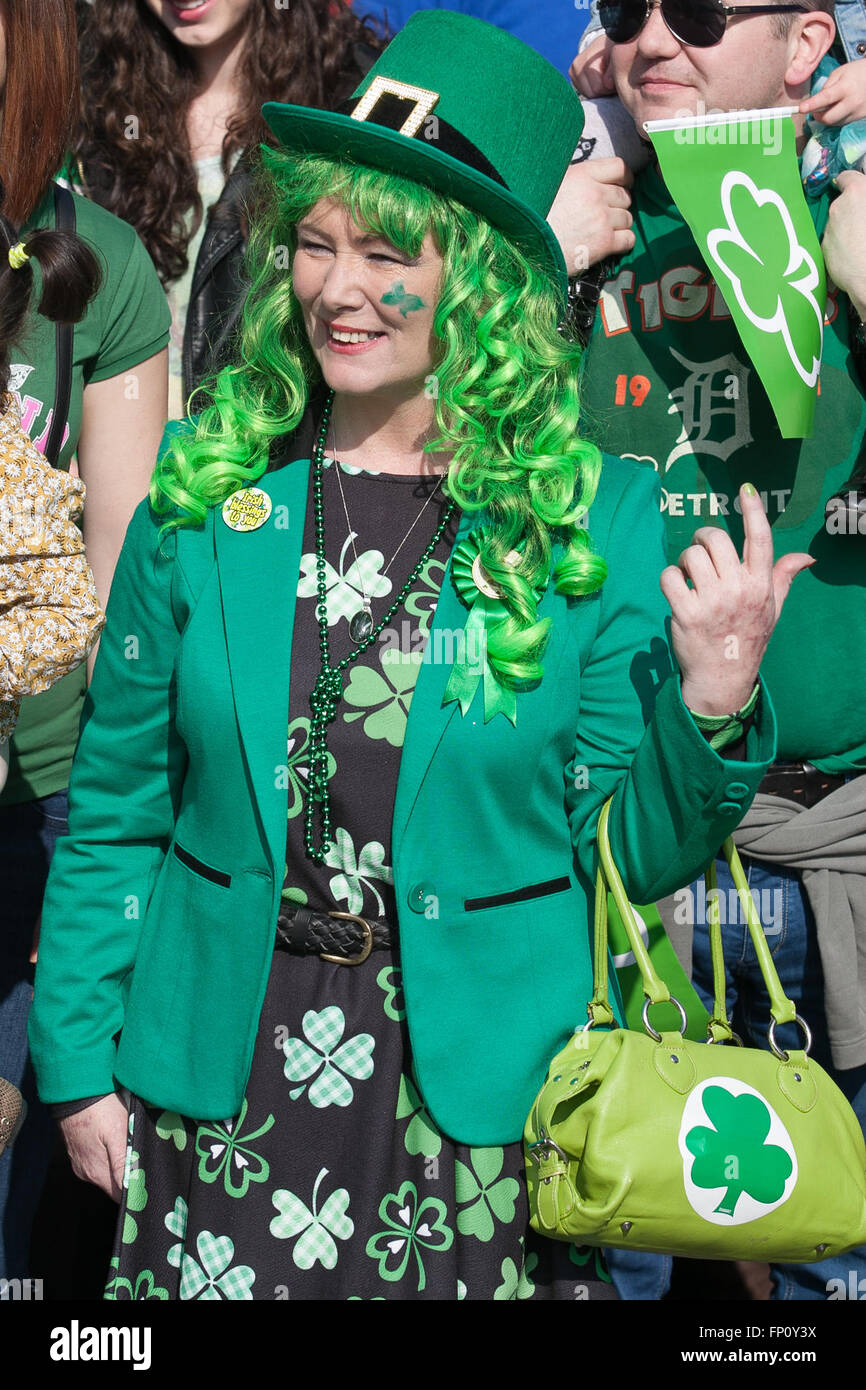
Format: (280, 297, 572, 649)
(566, 464, 777, 906)
(28, 494, 195, 1104)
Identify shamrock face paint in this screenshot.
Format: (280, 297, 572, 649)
(293, 199, 442, 406)
(380, 283, 427, 317)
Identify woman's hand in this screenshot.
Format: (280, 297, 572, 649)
(58, 1093, 129, 1202)
(660, 484, 815, 716)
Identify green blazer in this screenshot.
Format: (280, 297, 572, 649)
(29, 405, 776, 1144)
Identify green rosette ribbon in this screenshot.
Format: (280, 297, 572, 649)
(443, 530, 541, 726)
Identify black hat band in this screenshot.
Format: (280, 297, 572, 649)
(335, 91, 509, 190)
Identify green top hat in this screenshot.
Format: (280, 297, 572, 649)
(261, 10, 585, 301)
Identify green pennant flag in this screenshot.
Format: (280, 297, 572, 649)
(644, 107, 825, 439)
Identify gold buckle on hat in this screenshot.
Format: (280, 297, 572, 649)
(320, 911, 375, 966)
(350, 76, 440, 139)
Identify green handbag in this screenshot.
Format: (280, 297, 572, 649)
(524, 799, 866, 1261)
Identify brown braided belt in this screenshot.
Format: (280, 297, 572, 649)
(274, 903, 395, 966)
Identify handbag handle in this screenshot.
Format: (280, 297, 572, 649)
(588, 799, 804, 1052)
(704, 857, 735, 1043)
(718, 835, 800, 1038)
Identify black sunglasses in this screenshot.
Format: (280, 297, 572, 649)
(598, 0, 808, 48)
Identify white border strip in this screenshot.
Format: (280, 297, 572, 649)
(643, 105, 799, 134)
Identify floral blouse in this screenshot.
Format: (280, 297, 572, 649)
(0, 392, 105, 742)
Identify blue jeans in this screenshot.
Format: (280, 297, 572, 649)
(0, 788, 68, 1279)
(608, 851, 866, 1301)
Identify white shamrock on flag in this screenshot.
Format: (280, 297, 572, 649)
(706, 171, 823, 388)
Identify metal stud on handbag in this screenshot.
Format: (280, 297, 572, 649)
(524, 798, 866, 1261)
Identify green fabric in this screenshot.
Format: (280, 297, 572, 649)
(0, 184, 171, 805)
(646, 114, 824, 438)
(29, 424, 777, 1144)
(262, 9, 584, 301)
(580, 167, 866, 774)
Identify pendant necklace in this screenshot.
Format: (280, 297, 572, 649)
(305, 389, 456, 864)
(329, 406, 446, 643)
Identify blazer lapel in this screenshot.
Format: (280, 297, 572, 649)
(214, 433, 312, 881)
(392, 507, 476, 856)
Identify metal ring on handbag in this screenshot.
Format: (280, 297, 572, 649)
(528, 1128, 568, 1183)
(707, 1029, 744, 1046)
(768, 1013, 813, 1060)
(642, 994, 688, 1041)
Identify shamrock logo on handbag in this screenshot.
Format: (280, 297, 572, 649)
(679, 1078, 797, 1226)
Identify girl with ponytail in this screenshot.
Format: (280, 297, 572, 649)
(0, 202, 103, 1224)
(0, 202, 104, 771)
(0, 0, 171, 1288)
(0, 207, 101, 395)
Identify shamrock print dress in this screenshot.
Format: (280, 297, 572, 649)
(106, 452, 617, 1302)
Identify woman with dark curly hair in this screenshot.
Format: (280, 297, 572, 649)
(71, 0, 383, 419)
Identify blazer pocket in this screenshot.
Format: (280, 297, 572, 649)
(173, 841, 232, 888)
(464, 875, 571, 912)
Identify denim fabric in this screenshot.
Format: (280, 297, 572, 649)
(690, 851, 866, 1301)
(834, 0, 866, 62)
(605, 1245, 674, 1300)
(0, 789, 68, 1279)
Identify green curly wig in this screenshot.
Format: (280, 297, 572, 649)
(150, 148, 609, 685)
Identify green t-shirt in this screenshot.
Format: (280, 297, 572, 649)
(580, 166, 866, 773)
(0, 184, 171, 805)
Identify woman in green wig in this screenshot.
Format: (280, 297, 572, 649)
(30, 11, 808, 1300)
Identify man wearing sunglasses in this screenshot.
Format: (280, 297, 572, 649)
(549, 0, 866, 1304)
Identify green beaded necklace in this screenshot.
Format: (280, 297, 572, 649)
(304, 389, 457, 864)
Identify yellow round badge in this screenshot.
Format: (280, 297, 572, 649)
(221, 487, 272, 532)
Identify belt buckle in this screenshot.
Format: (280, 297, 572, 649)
(321, 911, 374, 966)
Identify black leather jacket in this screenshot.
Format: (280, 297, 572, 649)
(181, 149, 256, 405)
